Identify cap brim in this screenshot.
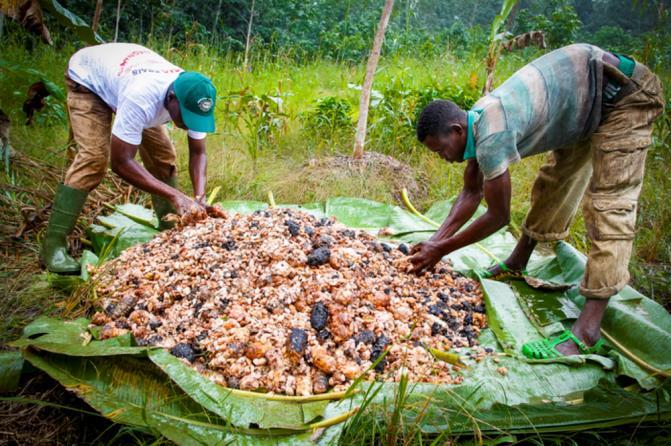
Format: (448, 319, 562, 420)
(179, 103, 215, 133)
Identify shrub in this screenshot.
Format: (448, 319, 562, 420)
(303, 96, 353, 137)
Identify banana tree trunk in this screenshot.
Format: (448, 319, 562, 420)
(212, 0, 223, 44)
(92, 0, 103, 34)
(482, 0, 519, 95)
(243, 0, 256, 73)
(352, 0, 394, 160)
(113, 0, 121, 42)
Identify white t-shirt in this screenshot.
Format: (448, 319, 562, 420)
(67, 43, 207, 145)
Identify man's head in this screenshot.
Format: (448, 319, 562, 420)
(165, 72, 217, 133)
(416, 99, 467, 162)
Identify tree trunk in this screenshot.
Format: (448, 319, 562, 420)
(113, 0, 121, 42)
(212, 0, 223, 44)
(481, 0, 519, 95)
(243, 0, 256, 73)
(352, 0, 394, 160)
(92, 0, 103, 34)
(167, 0, 176, 48)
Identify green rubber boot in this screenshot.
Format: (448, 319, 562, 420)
(151, 176, 178, 230)
(40, 183, 87, 274)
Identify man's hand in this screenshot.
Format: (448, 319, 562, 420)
(194, 193, 207, 207)
(409, 240, 446, 274)
(170, 191, 204, 216)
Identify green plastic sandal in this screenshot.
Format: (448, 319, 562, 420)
(521, 330, 606, 359)
(478, 261, 528, 280)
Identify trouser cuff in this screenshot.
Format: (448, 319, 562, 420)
(521, 224, 570, 242)
(579, 277, 628, 299)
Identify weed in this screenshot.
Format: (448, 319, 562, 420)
(303, 96, 354, 138)
(223, 88, 288, 169)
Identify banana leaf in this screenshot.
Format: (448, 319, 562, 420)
(15, 197, 671, 444)
(21, 349, 327, 445)
(0, 351, 23, 392)
(0, 59, 65, 100)
(39, 0, 103, 45)
(148, 349, 335, 430)
(13, 317, 350, 444)
(13, 317, 671, 441)
(217, 200, 268, 214)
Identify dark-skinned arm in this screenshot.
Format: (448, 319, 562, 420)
(110, 135, 199, 215)
(187, 135, 207, 204)
(410, 169, 511, 273)
(429, 159, 484, 242)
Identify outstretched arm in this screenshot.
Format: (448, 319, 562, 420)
(410, 169, 511, 273)
(188, 135, 207, 204)
(429, 159, 484, 242)
(110, 135, 200, 215)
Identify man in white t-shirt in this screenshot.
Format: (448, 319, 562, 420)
(41, 43, 217, 273)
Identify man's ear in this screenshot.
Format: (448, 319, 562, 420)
(450, 123, 465, 135)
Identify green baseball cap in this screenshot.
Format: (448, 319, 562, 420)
(173, 71, 217, 133)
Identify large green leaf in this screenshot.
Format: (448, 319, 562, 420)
(0, 60, 65, 100)
(500, 242, 671, 383)
(22, 349, 329, 445)
(12, 317, 345, 436)
(217, 200, 268, 214)
(88, 210, 159, 258)
(342, 377, 670, 436)
(10, 317, 145, 357)
(0, 351, 23, 392)
(39, 0, 104, 45)
(149, 349, 335, 430)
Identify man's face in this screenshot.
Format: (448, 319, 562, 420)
(422, 125, 466, 162)
(166, 94, 188, 130)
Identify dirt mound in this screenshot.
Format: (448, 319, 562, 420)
(301, 151, 428, 203)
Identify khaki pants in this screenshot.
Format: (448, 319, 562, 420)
(522, 62, 665, 299)
(63, 75, 177, 191)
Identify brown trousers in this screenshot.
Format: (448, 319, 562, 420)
(63, 75, 177, 191)
(522, 62, 665, 299)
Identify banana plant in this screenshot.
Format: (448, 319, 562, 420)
(482, 0, 520, 95)
(0, 0, 103, 45)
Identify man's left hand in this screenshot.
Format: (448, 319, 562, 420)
(409, 240, 447, 274)
(195, 194, 207, 207)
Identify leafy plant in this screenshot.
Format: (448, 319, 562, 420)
(0, 60, 65, 100)
(224, 89, 288, 167)
(515, 0, 582, 48)
(11, 92, 66, 126)
(303, 96, 353, 137)
(590, 25, 639, 54)
(367, 84, 479, 150)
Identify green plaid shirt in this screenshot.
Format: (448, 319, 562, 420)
(471, 44, 607, 180)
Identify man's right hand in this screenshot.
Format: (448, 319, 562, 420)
(170, 192, 205, 216)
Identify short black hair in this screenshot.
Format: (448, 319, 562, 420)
(416, 100, 466, 142)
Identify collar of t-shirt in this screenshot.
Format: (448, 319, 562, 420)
(463, 109, 482, 161)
